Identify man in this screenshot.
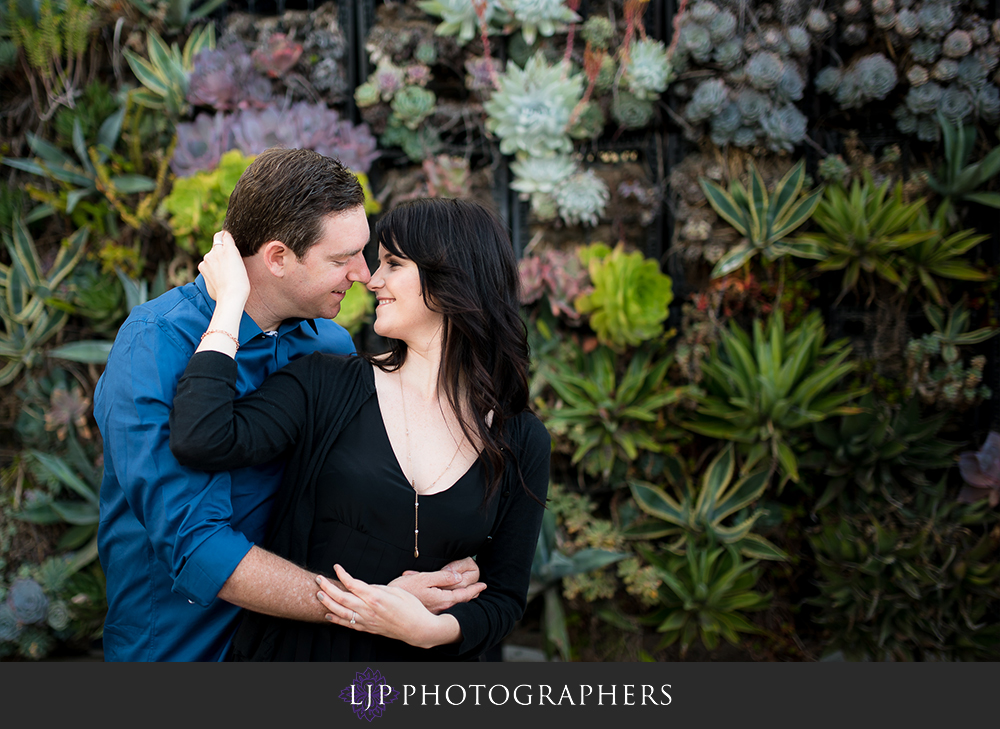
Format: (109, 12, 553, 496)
(95, 148, 483, 661)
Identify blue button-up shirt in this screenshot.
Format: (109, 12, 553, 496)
(94, 276, 355, 661)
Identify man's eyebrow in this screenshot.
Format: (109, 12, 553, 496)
(329, 246, 366, 260)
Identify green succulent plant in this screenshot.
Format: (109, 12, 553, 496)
(637, 540, 771, 657)
(2, 106, 158, 219)
(123, 24, 215, 119)
(0, 219, 88, 386)
(699, 160, 823, 279)
(332, 284, 375, 337)
(483, 51, 584, 159)
(925, 114, 1000, 212)
(160, 149, 255, 255)
(538, 342, 687, 480)
(681, 310, 867, 487)
(807, 477, 1000, 661)
(528, 507, 627, 661)
(573, 242, 674, 350)
(803, 394, 962, 511)
(627, 444, 788, 561)
(793, 173, 937, 303)
(901, 200, 990, 305)
(417, 0, 506, 45)
(11, 441, 101, 574)
(124, 0, 228, 35)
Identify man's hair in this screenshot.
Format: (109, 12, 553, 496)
(224, 147, 365, 258)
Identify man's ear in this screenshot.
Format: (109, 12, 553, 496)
(259, 241, 292, 277)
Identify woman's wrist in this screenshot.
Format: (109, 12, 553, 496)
(417, 613, 462, 649)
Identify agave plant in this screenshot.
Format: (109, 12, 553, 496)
(681, 310, 866, 487)
(0, 220, 88, 386)
(124, 24, 215, 119)
(925, 114, 1000, 211)
(793, 173, 937, 303)
(637, 540, 771, 657)
(901, 200, 990, 305)
(699, 160, 823, 279)
(804, 394, 962, 511)
(807, 478, 1000, 661)
(2, 107, 157, 217)
(573, 242, 673, 350)
(627, 444, 788, 561)
(538, 343, 687, 480)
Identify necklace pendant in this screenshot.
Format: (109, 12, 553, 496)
(414, 548, 419, 558)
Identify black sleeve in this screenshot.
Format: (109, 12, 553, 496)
(169, 350, 319, 471)
(435, 413, 551, 660)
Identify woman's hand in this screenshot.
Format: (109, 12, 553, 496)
(388, 557, 486, 614)
(316, 565, 462, 649)
(200, 230, 251, 308)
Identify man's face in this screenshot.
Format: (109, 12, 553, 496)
(278, 206, 371, 322)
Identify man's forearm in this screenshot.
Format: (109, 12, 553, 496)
(217, 546, 327, 622)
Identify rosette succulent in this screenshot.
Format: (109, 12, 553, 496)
(187, 41, 272, 112)
(623, 38, 673, 100)
(510, 153, 577, 196)
(611, 90, 656, 129)
(7, 579, 48, 624)
(171, 111, 234, 177)
(390, 86, 437, 130)
(574, 243, 674, 350)
(417, 0, 507, 45)
(746, 51, 785, 90)
(484, 52, 584, 158)
(553, 169, 609, 227)
(503, 0, 581, 46)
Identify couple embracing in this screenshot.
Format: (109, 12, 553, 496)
(95, 148, 550, 662)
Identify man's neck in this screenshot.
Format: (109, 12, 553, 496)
(243, 286, 283, 333)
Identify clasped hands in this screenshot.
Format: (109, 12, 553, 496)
(315, 557, 483, 649)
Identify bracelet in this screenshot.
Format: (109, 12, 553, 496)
(201, 329, 240, 351)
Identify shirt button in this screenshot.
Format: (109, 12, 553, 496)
(188, 600, 194, 604)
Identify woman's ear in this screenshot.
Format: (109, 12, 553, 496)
(259, 240, 291, 277)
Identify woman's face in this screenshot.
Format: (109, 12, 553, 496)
(367, 243, 443, 342)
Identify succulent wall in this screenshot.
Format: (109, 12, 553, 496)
(2, 0, 1000, 662)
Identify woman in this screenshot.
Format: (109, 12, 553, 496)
(169, 198, 550, 661)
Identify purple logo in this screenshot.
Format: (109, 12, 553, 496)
(339, 667, 400, 721)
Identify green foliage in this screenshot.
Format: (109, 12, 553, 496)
(699, 160, 823, 279)
(574, 242, 674, 350)
(123, 24, 215, 119)
(904, 299, 998, 409)
(638, 541, 770, 658)
(807, 478, 1000, 661)
(681, 310, 866, 487)
(0, 219, 88, 386)
(529, 506, 627, 661)
(2, 104, 161, 227)
(332, 284, 374, 337)
(4, 0, 95, 115)
(628, 445, 788, 561)
(125, 0, 229, 35)
(539, 342, 687, 480)
(53, 79, 121, 151)
(794, 174, 937, 302)
(804, 394, 962, 511)
(160, 149, 254, 255)
(902, 200, 990, 305)
(926, 115, 1000, 211)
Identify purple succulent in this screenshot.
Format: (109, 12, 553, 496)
(188, 42, 273, 112)
(231, 102, 380, 174)
(171, 112, 235, 177)
(7, 579, 48, 625)
(958, 431, 1000, 506)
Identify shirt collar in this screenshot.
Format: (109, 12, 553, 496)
(193, 274, 320, 344)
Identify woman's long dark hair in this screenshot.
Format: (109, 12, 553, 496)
(364, 198, 530, 505)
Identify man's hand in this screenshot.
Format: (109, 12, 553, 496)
(388, 557, 486, 614)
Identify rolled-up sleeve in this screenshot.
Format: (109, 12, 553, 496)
(102, 320, 254, 606)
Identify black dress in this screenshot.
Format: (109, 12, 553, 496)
(169, 351, 551, 661)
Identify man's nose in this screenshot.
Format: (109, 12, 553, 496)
(350, 253, 371, 283)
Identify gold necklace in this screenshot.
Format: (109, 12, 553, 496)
(398, 373, 463, 558)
